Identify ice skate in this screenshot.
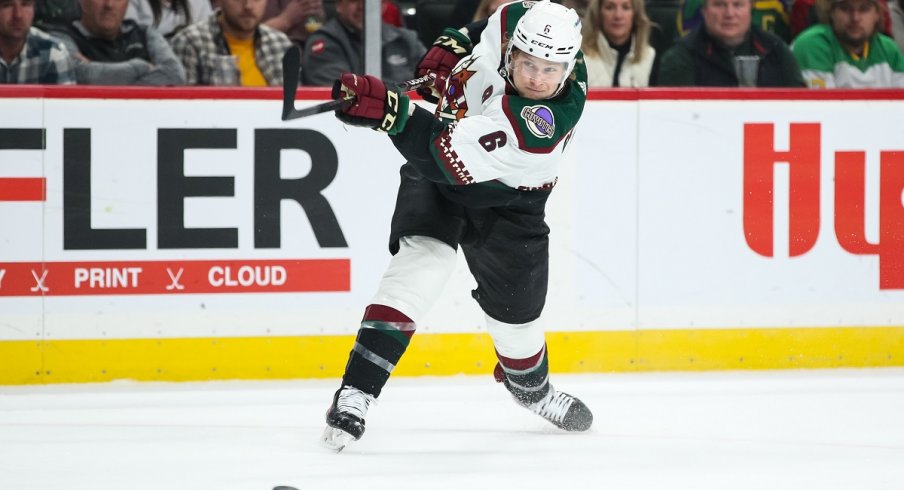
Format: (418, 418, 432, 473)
(495, 362, 593, 431)
(320, 385, 376, 452)
(522, 387, 593, 432)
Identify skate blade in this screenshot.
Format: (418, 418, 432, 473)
(320, 425, 355, 452)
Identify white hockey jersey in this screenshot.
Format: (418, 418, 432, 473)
(429, 1, 587, 191)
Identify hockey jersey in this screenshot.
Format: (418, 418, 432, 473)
(791, 24, 904, 88)
(424, 1, 588, 191)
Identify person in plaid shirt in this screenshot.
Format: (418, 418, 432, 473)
(170, 0, 292, 86)
(0, 0, 76, 84)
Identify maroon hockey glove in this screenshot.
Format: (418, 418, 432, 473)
(415, 28, 473, 103)
(332, 73, 411, 135)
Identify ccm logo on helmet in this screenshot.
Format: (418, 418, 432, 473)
(531, 40, 554, 49)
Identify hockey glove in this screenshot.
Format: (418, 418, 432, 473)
(415, 28, 473, 103)
(332, 73, 411, 135)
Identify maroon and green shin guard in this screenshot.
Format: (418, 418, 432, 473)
(341, 304, 416, 397)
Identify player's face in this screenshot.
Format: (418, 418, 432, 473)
(0, 0, 35, 43)
(701, 0, 752, 47)
(600, 0, 634, 46)
(78, 0, 128, 39)
(510, 49, 568, 100)
(830, 0, 881, 48)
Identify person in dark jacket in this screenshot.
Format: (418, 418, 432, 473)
(656, 0, 804, 86)
(47, 0, 184, 85)
(300, 0, 425, 86)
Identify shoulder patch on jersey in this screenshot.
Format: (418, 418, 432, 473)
(311, 40, 325, 55)
(520, 105, 555, 139)
(501, 86, 584, 154)
(439, 57, 479, 121)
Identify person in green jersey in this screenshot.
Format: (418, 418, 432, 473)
(318, 0, 594, 453)
(792, 0, 904, 87)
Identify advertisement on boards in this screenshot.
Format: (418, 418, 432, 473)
(631, 99, 904, 329)
(1, 90, 903, 346)
(0, 96, 411, 341)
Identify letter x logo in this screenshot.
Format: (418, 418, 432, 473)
(30, 269, 49, 293)
(166, 268, 184, 291)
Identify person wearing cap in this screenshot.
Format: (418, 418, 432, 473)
(791, 0, 904, 87)
(655, 0, 804, 86)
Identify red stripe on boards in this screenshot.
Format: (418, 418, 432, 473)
(0, 259, 350, 296)
(0, 178, 46, 201)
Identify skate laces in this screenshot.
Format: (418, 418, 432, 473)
(529, 389, 575, 424)
(336, 385, 375, 420)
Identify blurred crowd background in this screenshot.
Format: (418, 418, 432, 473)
(1, 0, 902, 87)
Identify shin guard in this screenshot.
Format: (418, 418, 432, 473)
(341, 304, 415, 397)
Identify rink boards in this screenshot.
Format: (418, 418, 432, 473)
(1, 87, 903, 384)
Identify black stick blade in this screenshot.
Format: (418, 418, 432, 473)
(281, 46, 302, 121)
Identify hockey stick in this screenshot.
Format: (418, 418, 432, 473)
(280, 46, 436, 121)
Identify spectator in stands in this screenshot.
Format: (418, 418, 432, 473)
(263, 0, 402, 49)
(300, 0, 425, 86)
(125, 0, 212, 39)
(471, 0, 508, 21)
(1, 0, 76, 83)
(891, 0, 903, 53)
(170, 0, 292, 85)
(581, 0, 656, 86)
(791, 0, 827, 39)
(656, 0, 804, 86)
(262, 0, 324, 47)
(48, 0, 185, 84)
(33, 0, 80, 31)
(381, 0, 403, 27)
(790, 0, 893, 40)
(792, 0, 904, 86)
(563, 0, 590, 18)
(678, 0, 793, 42)
(449, 0, 480, 29)
(452, 0, 525, 25)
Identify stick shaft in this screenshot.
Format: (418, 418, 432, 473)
(280, 50, 436, 122)
(281, 46, 302, 121)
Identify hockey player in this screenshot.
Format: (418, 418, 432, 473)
(321, 0, 593, 451)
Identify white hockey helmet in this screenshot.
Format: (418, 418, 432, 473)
(504, 0, 583, 95)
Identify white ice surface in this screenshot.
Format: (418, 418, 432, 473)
(2, 369, 904, 490)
